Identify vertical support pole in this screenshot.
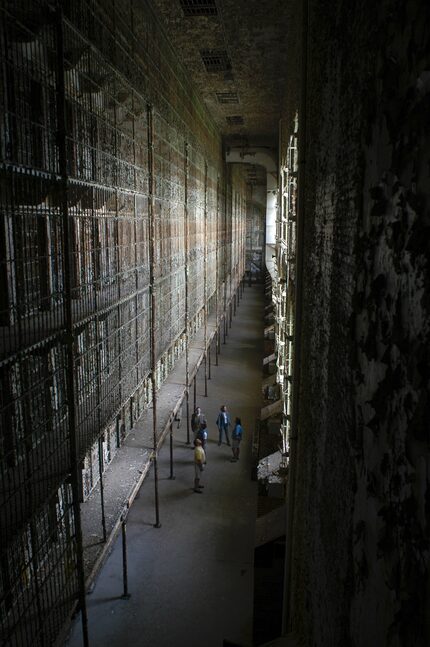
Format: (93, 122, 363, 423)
(229, 301, 232, 327)
(208, 346, 211, 380)
(98, 437, 107, 542)
(168, 422, 175, 480)
(148, 103, 161, 529)
(203, 161, 208, 397)
(55, 9, 89, 647)
(93, 211, 106, 544)
(215, 175, 220, 365)
(223, 315, 227, 343)
(184, 141, 190, 445)
(120, 510, 130, 599)
(223, 165, 228, 349)
(116, 416, 121, 448)
(151, 385, 161, 528)
(193, 374, 196, 411)
(29, 521, 45, 644)
(186, 390, 190, 445)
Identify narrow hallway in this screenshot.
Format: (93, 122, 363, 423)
(66, 285, 264, 647)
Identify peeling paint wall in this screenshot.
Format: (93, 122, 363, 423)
(282, 1, 430, 645)
(246, 183, 266, 279)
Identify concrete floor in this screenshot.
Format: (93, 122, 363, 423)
(66, 285, 264, 647)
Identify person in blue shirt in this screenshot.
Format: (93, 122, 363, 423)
(216, 404, 231, 446)
(231, 417, 243, 461)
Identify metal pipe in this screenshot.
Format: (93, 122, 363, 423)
(24, 361, 44, 643)
(186, 390, 190, 445)
(29, 520, 45, 644)
(168, 422, 175, 480)
(89, 57, 108, 545)
(203, 161, 208, 398)
(215, 176, 220, 365)
(98, 437, 107, 542)
(282, 0, 309, 634)
(55, 9, 89, 646)
(223, 165, 228, 348)
(152, 449, 161, 528)
(120, 509, 131, 599)
(184, 141, 190, 445)
(193, 374, 196, 411)
(148, 103, 161, 530)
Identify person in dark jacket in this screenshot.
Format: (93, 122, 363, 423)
(191, 406, 206, 442)
(216, 404, 231, 446)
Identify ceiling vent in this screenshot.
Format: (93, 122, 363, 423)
(200, 49, 231, 73)
(180, 0, 218, 16)
(226, 115, 244, 125)
(216, 91, 239, 104)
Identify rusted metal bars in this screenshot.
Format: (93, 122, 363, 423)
(55, 6, 89, 646)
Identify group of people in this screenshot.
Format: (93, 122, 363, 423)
(191, 404, 244, 494)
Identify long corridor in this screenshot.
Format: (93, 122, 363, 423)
(66, 285, 265, 647)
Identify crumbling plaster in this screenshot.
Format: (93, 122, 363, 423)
(282, 1, 430, 646)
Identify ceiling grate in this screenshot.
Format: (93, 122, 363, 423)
(216, 91, 239, 104)
(180, 0, 218, 16)
(226, 115, 244, 125)
(200, 49, 231, 72)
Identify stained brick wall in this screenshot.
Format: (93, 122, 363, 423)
(282, 1, 430, 645)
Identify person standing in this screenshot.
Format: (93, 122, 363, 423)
(193, 438, 206, 493)
(197, 421, 208, 451)
(216, 405, 231, 446)
(231, 417, 243, 461)
(191, 406, 206, 442)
